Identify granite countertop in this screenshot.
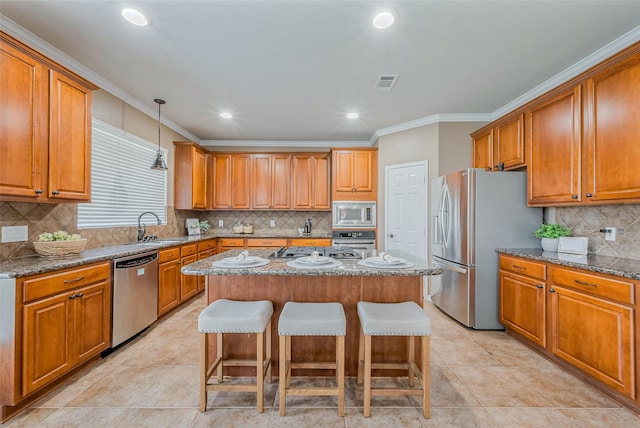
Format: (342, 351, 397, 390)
(181, 249, 442, 277)
(0, 232, 332, 279)
(497, 248, 640, 281)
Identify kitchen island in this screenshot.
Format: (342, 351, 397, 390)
(182, 249, 441, 376)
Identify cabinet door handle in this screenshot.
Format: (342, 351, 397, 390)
(34, 189, 44, 195)
(52, 190, 60, 195)
(69, 294, 76, 300)
(76, 292, 83, 298)
(571, 195, 578, 199)
(574, 279, 598, 287)
(549, 288, 556, 293)
(536, 284, 543, 289)
(586, 193, 593, 197)
(64, 276, 85, 284)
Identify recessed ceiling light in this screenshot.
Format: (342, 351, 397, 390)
(122, 8, 149, 26)
(372, 10, 395, 29)
(347, 112, 359, 119)
(220, 112, 233, 119)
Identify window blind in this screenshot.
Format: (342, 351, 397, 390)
(78, 119, 167, 228)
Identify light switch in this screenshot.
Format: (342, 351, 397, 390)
(270, 220, 276, 227)
(218, 220, 224, 227)
(2, 225, 28, 243)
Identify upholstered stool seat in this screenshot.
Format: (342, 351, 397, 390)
(198, 299, 273, 413)
(278, 302, 346, 416)
(357, 301, 431, 418)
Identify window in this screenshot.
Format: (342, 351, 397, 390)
(78, 119, 167, 228)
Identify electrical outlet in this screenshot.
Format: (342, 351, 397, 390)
(604, 227, 616, 241)
(2, 225, 28, 242)
(270, 219, 276, 227)
(218, 220, 223, 227)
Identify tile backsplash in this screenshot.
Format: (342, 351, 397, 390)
(555, 204, 640, 260)
(0, 201, 331, 259)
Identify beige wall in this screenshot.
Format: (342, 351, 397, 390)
(376, 121, 483, 250)
(92, 90, 191, 207)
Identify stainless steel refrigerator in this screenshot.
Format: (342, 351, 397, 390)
(430, 168, 542, 329)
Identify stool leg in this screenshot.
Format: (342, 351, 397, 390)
(363, 334, 372, 418)
(199, 332, 208, 412)
(422, 335, 431, 419)
(285, 335, 292, 386)
(337, 335, 345, 417)
(357, 328, 364, 385)
(279, 335, 287, 416)
(408, 336, 415, 387)
(216, 332, 223, 383)
(256, 331, 265, 413)
(266, 319, 272, 383)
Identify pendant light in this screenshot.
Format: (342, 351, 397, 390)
(150, 98, 168, 171)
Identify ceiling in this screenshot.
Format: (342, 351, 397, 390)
(2, 1, 640, 147)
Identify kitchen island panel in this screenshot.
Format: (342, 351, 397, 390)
(205, 274, 424, 376)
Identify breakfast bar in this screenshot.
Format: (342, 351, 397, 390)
(182, 249, 441, 376)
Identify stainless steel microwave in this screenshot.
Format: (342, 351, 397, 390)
(332, 201, 376, 228)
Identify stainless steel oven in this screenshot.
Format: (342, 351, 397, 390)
(332, 201, 376, 229)
(331, 230, 376, 258)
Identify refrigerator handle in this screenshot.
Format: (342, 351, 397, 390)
(440, 184, 450, 248)
(433, 216, 440, 244)
(432, 258, 468, 274)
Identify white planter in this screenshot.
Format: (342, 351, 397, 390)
(541, 238, 559, 252)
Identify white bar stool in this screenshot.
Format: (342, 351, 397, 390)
(198, 299, 273, 413)
(357, 301, 431, 418)
(278, 302, 346, 416)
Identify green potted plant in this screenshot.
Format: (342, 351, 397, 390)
(198, 220, 211, 234)
(534, 223, 571, 252)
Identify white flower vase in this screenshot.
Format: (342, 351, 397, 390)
(540, 238, 559, 252)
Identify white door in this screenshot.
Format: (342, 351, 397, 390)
(385, 161, 428, 259)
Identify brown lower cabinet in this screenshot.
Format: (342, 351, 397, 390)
(19, 262, 111, 398)
(158, 243, 203, 317)
(197, 239, 217, 292)
(499, 254, 638, 408)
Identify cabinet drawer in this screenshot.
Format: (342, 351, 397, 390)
(180, 244, 198, 257)
(197, 239, 217, 252)
(198, 249, 215, 259)
(289, 238, 331, 246)
(247, 239, 287, 247)
(499, 256, 546, 280)
(219, 238, 244, 247)
(22, 262, 110, 303)
(159, 247, 180, 263)
(551, 267, 634, 304)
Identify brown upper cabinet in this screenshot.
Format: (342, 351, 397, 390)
(0, 33, 97, 203)
(584, 53, 640, 203)
(526, 86, 582, 206)
(331, 148, 378, 201)
(174, 142, 209, 209)
(291, 153, 331, 210)
(471, 114, 525, 171)
(210, 153, 251, 209)
(251, 154, 291, 209)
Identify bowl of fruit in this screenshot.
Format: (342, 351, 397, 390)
(33, 231, 86, 256)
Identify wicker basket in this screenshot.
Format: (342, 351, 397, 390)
(33, 239, 87, 256)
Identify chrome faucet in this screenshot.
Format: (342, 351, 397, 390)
(137, 211, 161, 242)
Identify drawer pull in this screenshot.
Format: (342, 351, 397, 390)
(512, 265, 526, 270)
(574, 279, 598, 287)
(537, 284, 543, 289)
(64, 276, 85, 284)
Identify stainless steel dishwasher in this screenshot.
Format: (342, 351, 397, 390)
(112, 251, 159, 347)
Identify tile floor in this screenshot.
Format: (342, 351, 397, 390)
(5, 294, 640, 427)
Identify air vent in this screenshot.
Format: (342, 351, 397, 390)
(374, 74, 398, 92)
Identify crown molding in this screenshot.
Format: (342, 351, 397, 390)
(200, 140, 371, 149)
(374, 113, 491, 138)
(0, 15, 201, 144)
